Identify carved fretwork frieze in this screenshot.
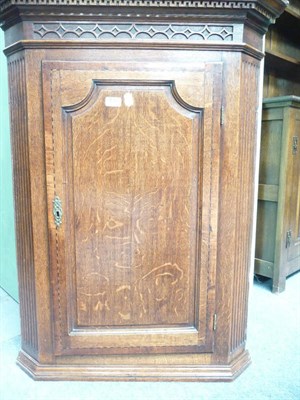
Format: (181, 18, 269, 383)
(33, 22, 235, 41)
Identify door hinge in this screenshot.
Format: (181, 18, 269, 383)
(220, 106, 225, 126)
(292, 136, 298, 155)
(213, 313, 217, 331)
(286, 230, 292, 248)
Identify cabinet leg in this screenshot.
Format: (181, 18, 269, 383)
(272, 278, 286, 293)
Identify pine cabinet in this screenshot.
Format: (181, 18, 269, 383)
(255, 96, 300, 292)
(0, 0, 286, 381)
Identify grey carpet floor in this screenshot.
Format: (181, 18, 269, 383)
(0, 273, 299, 400)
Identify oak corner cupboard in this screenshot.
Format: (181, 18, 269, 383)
(0, 0, 286, 382)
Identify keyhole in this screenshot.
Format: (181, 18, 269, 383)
(53, 196, 62, 227)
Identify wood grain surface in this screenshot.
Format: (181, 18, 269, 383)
(71, 84, 199, 327)
(42, 61, 222, 354)
(1, 0, 286, 381)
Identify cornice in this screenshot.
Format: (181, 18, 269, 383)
(0, 0, 288, 18)
(263, 95, 300, 107)
(0, 0, 288, 40)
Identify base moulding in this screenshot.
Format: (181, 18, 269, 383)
(16, 350, 251, 382)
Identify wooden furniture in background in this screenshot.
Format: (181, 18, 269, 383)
(255, 96, 300, 292)
(263, 0, 300, 97)
(255, 0, 300, 292)
(0, 0, 286, 381)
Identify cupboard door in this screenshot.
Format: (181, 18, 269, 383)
(42, 60, 222, 355)
(287, 109, 300, 263)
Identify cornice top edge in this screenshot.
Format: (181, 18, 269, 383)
(0, 0, 288, 18)
(0, 0, 288, 34)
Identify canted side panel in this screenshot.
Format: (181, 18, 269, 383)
(230, 59, 259, 354)
(8, 57, 38, 356)
(67, 84, 200, 328)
